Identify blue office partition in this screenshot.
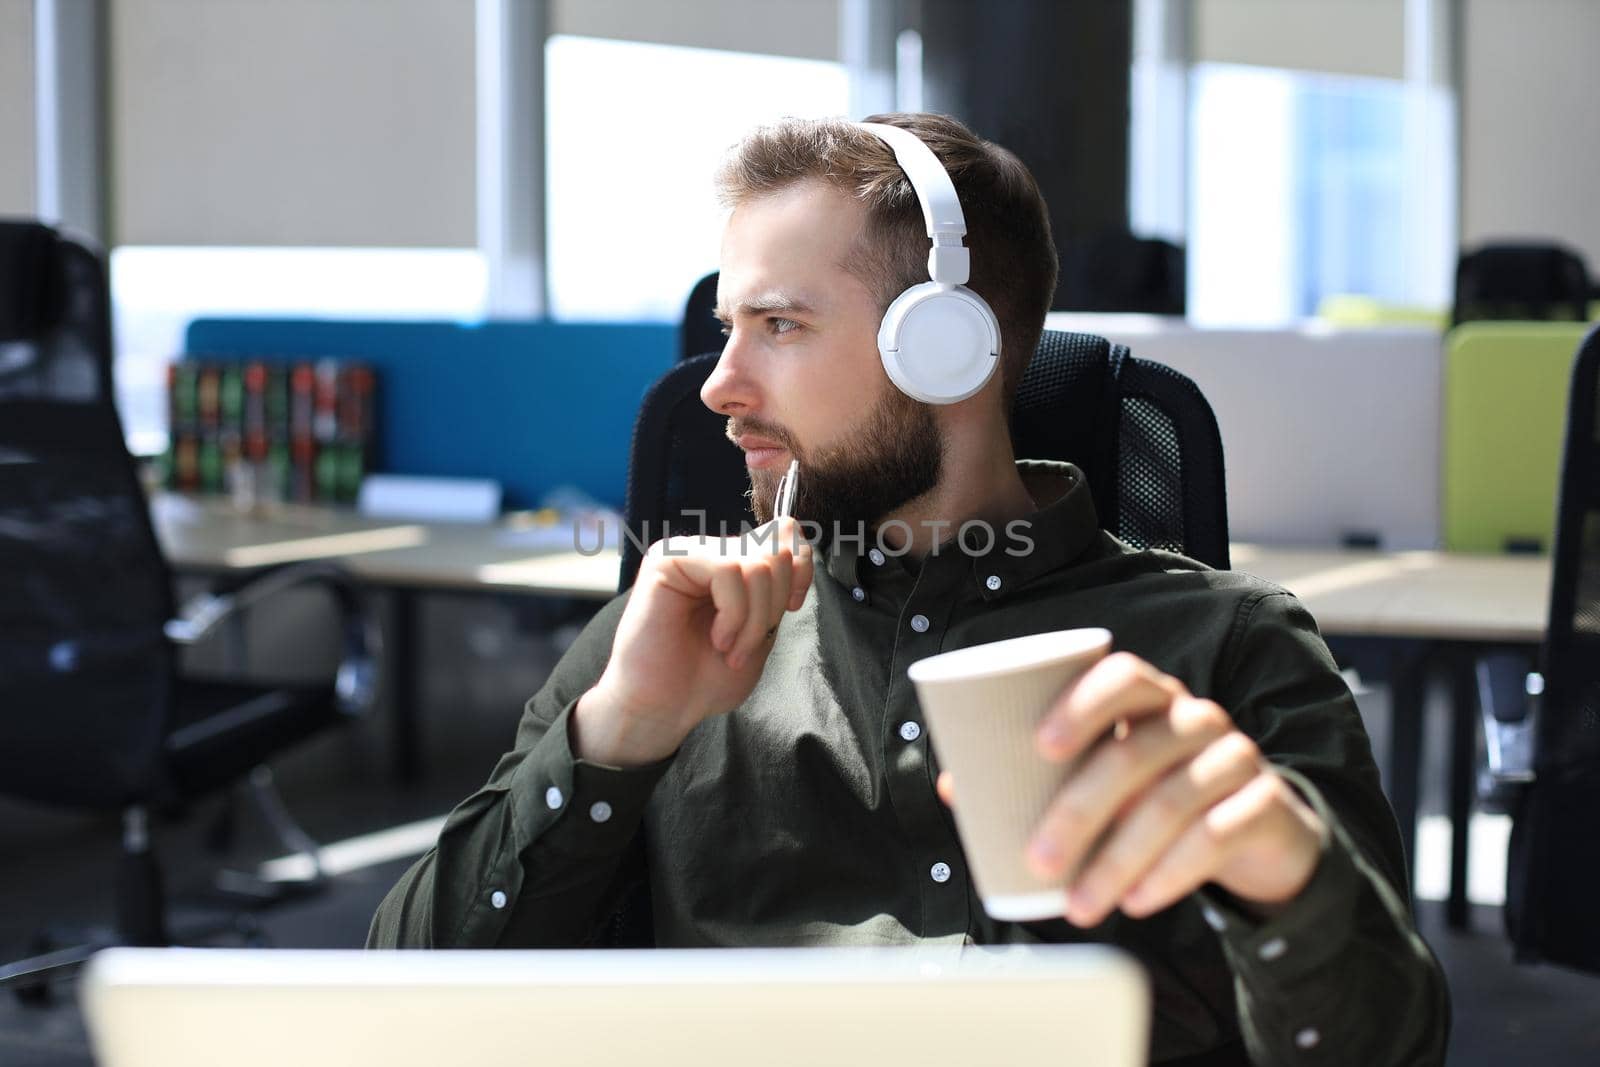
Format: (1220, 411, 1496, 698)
(185, 318, 677, 510)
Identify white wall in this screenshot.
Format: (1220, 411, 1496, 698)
(0, 0, 35, 215)
(110, 0, 476, 247)
(1461, 0, 1600, 269)
(1047, 314, 1445, 549)
(1194, 0, 1405, 79)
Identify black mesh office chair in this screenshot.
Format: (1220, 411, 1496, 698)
(1452, 242, 1592, 326)
(1056, 232, 1187, 315)
(621, 328, 1229, 589)
(0, 221, 381, 997)
(1503, 324, 1600, 973)
(1012, 331, 1228, 567)
(678, 271, 725, 363)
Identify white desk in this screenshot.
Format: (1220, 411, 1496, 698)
(1234, 543, 1549, 644)
(151, 493, 621, 601)
(153, 493, 1551, 679)
(151, 499, 1553, 644)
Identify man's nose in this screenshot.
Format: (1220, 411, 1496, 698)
(700, 334, 760, 415)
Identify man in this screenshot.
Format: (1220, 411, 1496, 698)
(370, 114, 1448, 1066)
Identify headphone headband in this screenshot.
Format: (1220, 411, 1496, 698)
(857, 122, 970, 286)
(855, 119, 999, 405)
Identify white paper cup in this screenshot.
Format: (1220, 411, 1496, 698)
(907, 628, 1112, 921)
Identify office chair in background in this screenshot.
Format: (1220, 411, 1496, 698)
(1502, 324, 1600, 975)
(1056, 232, 1187, 316)
(0, 221, 383, 1000)
(678, 271, 725, 363)
(1451, 242, 1593, 326)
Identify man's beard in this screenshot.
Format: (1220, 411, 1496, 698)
(733, 386, 943, 532)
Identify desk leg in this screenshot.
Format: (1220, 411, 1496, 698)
(1387, 647, 1427, 898)
(1447, 651, 1477, 930)
(391, 590, 422, 784)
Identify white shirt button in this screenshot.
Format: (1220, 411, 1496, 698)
(851, 586, 866, 602)
(899, 721, 922, 742)
(868, 548, 886, 566)
(490, 890, 507, 909)
(930, 861, 952, 883)
(1294, 1027, 1321, 1050)
(1200, 904, 1227, 933)
(589, 801, 613, 824)
(544, 786, 564, 810)
(1258, 936, 1288, 962)
(910, 614, 930, 633)
(985, 574, 1002, 591)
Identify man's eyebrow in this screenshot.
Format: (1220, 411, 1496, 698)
(713, 291, 818, 322)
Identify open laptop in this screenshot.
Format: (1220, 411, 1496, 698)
(82, 944, 1149, 1067)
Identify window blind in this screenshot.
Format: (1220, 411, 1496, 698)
(1195, 0, 1405, 80)
(550, 0, 840, 61)
(110, 0, 475, 247)
(0, 0, 36, 215)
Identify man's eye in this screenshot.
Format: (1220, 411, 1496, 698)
(770, 317, 801, 335)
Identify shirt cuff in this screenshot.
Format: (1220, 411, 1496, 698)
(506, 696, 676, 860)
(1193, 766, 1363, 989)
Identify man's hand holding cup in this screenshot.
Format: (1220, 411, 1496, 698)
(917, 637, 1325, 926)
(1014, 651, 1326, 927)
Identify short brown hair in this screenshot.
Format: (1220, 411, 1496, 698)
(715, 113, 1058, 409)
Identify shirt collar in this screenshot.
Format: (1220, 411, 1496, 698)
(821, 460, 1102, 599)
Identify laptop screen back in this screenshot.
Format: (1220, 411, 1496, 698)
(83, 945, 1149, 1067)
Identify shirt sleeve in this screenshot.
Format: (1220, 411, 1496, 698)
(1204, 588, 1451, 1067)
(367, 592, 672, 949)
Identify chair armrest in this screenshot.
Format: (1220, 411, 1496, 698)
(165, 562, 382, 717)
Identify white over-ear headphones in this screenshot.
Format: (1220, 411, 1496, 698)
(858, 121, 1001, 405)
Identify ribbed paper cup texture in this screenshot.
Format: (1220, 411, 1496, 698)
(907, 628, 1111, 921)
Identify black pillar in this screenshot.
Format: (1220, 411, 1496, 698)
(917, 0, 1133, 309)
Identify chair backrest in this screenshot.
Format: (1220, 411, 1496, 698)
(1506, 324, 1600, 973)
(1011, 331, 1229, 569)
(0, 220, 176, 808)
(619, 329, 1228, 590)
(618, 352, 754, 589)
(1442, 322, 1589, 553)
(1452, 243, 1592, 327)
(679, 271, 725, 363)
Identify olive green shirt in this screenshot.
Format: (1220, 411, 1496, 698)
(370, 461, 1449, 1066)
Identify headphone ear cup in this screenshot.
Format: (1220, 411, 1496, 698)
(877, 283, 1001, 405)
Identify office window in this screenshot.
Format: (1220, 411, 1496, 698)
(110, 247, 487, 454)
(544, 35, 850, 322)
(1187, 63, 1454, 325)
